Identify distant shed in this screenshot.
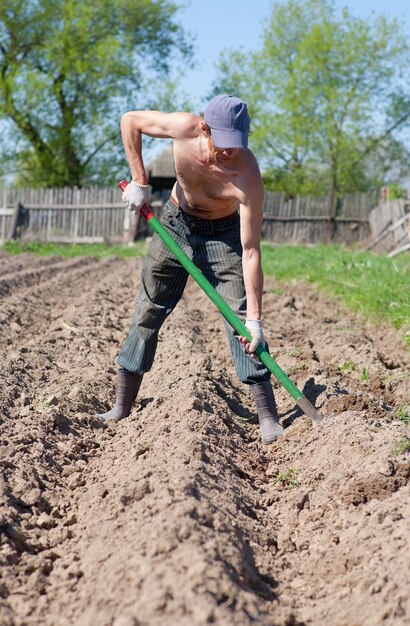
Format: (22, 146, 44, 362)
(147, 145, 176, 199)
(127, 145, 176, 241)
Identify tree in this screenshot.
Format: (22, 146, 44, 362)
(0, 0, 193, 187)
(210, 0, 410, 199)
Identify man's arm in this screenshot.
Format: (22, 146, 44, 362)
(240, 183, 264, 320)
(238, 170, 265, 354)
(120, 110, 198, 183)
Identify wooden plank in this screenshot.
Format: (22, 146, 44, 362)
(388, 242, 410, 258)
(44, 236, 105, 244)
(365, 219, 393, 250)
(23, 203, 124, 210)
(46, 208, 51, 241)
(73, 209, 79, 239)
(332, 216, 370, 223)
(262, 215, 369, 223)
(368, 213, 409, 247)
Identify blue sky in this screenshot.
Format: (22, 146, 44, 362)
(177, 0, 410, 107)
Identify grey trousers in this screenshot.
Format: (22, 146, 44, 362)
(118, 197, 270, 384)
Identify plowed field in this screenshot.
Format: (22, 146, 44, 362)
(0, 251, 409, 626)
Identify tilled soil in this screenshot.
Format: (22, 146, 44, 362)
(0, 251, 409, 626)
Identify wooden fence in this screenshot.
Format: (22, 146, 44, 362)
(0, 186, 127, 245)
(0, 185, 394, 248)
(262, 190, 374, 244)
(0, 208, 14, 244)
(366, 199, 410, 257)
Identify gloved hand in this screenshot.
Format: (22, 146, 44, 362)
(245, 319, 265, 354)
(122, 181, 150, 212)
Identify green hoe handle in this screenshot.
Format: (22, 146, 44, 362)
(119, 180, 322, 424)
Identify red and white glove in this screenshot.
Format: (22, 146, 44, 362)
(122, 181, 150, 212)
(245, 319, 265, 354)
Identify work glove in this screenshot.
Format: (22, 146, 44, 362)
(245, 319, 265, 355)
(122, 181, 150, 212)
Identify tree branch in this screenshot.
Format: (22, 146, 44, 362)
(353, 109, 410, 167)
(82, 132, 119, 168)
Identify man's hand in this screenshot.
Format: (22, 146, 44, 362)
(122, 181, 150, 212)
(238, 319, 265, 357)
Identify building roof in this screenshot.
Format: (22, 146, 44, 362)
(147, 145, 175, 179)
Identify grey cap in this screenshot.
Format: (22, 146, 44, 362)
(204, 94, 250, 148)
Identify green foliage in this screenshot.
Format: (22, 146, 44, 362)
(211, 0, 410, 197)
(271, 467, 299, 490)
(0, 0, 193, 187)
(387, 183, 408, 200)
(393, 406, 410, 425)
(339, 360, 355, 374)
(392, 437, 410, 455)
(1, 240, 147, 258)
(261, 244, 410, 349)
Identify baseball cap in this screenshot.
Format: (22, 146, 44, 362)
(204, 94, 250, 149)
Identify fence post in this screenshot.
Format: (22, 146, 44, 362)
(326, 189, 336, 242)
(8, 202, 29, 241)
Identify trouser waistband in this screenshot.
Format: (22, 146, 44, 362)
(169, 195, 238, 223)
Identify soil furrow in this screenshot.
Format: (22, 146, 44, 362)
(0, 257, 137, 353)
(0, 253, 408, 626)
(0, 257, 99, 298)
(0, 253, 65, 275)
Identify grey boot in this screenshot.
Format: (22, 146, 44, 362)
(97, 369, 143, 422)
(250, 380, 284, 444)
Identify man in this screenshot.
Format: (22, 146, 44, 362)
(98, 94, 283, 444)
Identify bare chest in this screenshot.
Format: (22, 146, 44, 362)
(175, 152, 239, 201)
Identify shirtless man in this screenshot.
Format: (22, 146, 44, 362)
(97, 94, 283, 444)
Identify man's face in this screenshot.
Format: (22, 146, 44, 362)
(207, 136, 239, 162)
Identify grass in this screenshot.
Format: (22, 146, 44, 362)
(261, 244, 410, 348)
(392, 437, 410, 455)
(339, 360, 356, 374)
(394, 405, 410, 425)
(1, 240, 147, 259)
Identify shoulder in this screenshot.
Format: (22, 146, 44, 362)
(241, 148, 261, 173)
(168, 112, 201, 139)
(237, 150, 264, 205)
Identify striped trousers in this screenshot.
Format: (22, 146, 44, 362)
(118, 197, 270, 384)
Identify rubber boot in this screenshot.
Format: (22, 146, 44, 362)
(250, 380, 284, 444)
(97, 369, 143, 423)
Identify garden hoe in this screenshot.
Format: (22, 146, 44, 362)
(119, 180, 323, 426)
